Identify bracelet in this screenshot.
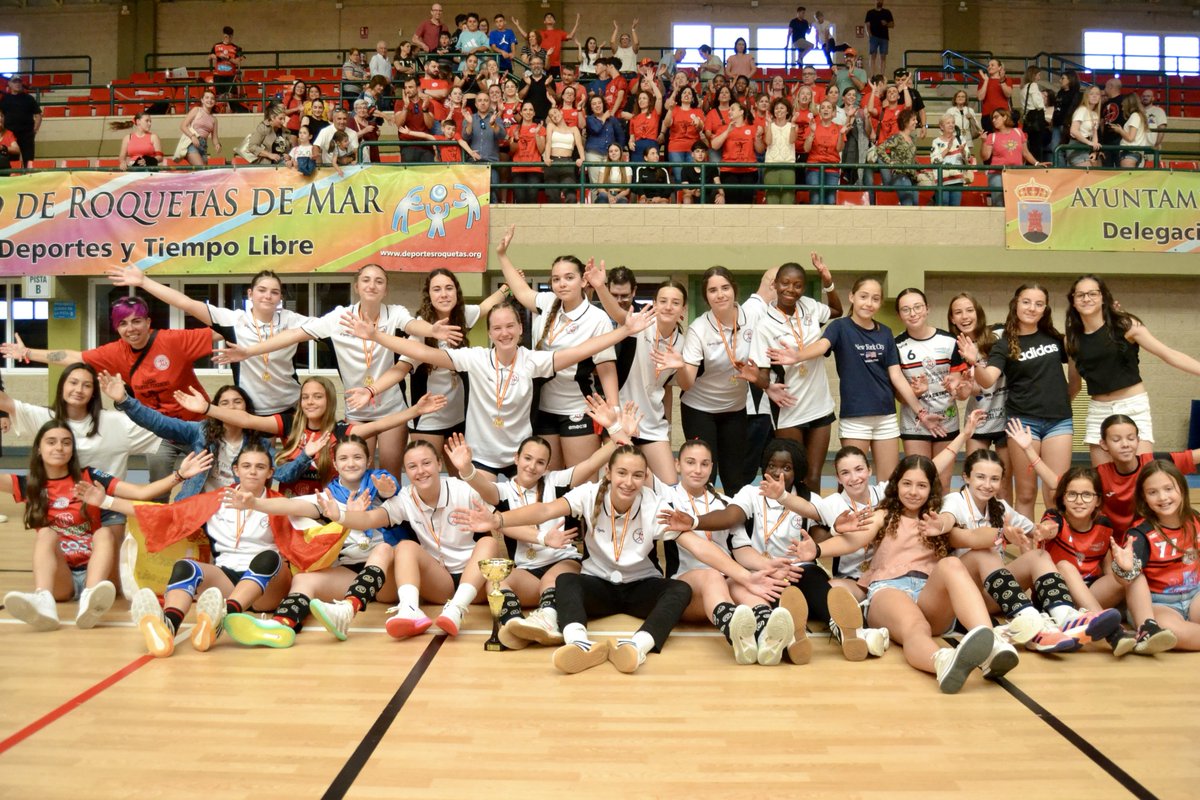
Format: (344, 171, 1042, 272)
(813, 541, 822, 560)
(205, 402, 212, 415)
(1111, 556, 1142, 582)
(173, 470, 184, 483)
(822, 282, 835, 292)
(495, 511, 504, 529)
(100, 495, 115, 511)
(1027, 457, 1042, 472)
(366, 385, 377, 399)
(536, 528, 548, 546)
(460, 465, 477, 482)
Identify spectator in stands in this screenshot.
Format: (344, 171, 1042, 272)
(414, 3, 449, 53)
(816, 11, 850, 67)
(1051, 69, 1080, 163)
(864, 0, 895, 75)
(705, 84, 734, 165)
(342, 48, 368, 105)
(680, 143, 714, 203)
(1016, 66, 1048, 161)
(479, 19, 490, 35)
(661, 85, 704, 180)
(302, 84, 322, 117)
(392, 42, 418, 82)
(805, 98, 846, 204)
(875, 83, 907, 144)
(360, 76, 388, 119)
(110, 112, 163, 170)
(179, 88, 221, 166)
(928, 113, 971, 207)
(658, 47, 687, 85)
(634, 146, 671, 203)
(1140, 89, 1167, 149)
(1110, 93, 1153, 167)
(420, 59, 451, 103)
(623, 73, 664, 162)
(560, 86, 584, 129)
(544, 105, 585, 203)
(301, 97, 330, 140)
(977, 59, 1013, 134)
(281, 79, 307, 137)
(591, 143, 632, 204)
(519, 30, 547, 71)
(698, 45, 723, 89)
(240, 104, 288, 165)
(800, 66, 827, 105)
(349, 98, 381, 163)
(313, 109, 359, 166)
(609, 19, 640, 77)
(876, 107, 919, 205)
(840, 87, 874, 196)
(0, 110, 20, 171)
(947, 89, 981, 154)
(399, 116, 476, 163)
(723, 38, 755, 81)
(712, 101, 761, 204)
(513, 12, 579, 79)
(894, 68, 925, 130)
(832, 49, 867, 95)
(0, 77, 40, 168)
(585, 93, 624, 183)
(490, 13, 518, 72)
(556, 66, 587, 112)
(462, 90, 506, 164)
(456, 54, 485, 102)
(1067, 85, 1102, 166)
(286, 125, 319, 176)
(519, 56, 553, 121)
(209, 26, 245, 110)
(578, 37, 602, 81)
(787, 7, 815, 68)
(508, 102, 545, 202)
(763, 98, 797, 204)
(450, 14, 468, 51)
(433, 32, 457, 74)
(1099, 78, 1126, 152)
(982, 108, 1040, 204)
(457, 13, 491, 73)
(732, 76, 753, 107)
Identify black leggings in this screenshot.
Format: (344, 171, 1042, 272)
(786, 560, 831, 622)
(680, 403, 750, 495)
(719, 170, 757, 204)
(511, 171, 544, 203)
(555, 573, 692, 652)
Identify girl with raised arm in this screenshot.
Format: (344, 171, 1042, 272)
(212, 264, 461, 478)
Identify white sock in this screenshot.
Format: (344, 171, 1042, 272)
(563, 622, 590, 646)
(855, 627, 868, 637)
(451, 584, 477, 608)
(631, 630, 655, 656)
(1047, 605, 1075, 626)
(399, 584, 420, 609)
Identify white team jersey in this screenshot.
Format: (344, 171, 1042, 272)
(941, 489, 1034, 557)
(400, 305, 481, 432)
(208, 304, 314, 414)
(446, 346, 557, 469)
(206, 501, 276, 572)
(727, 484, 814, 559)
(381, 478, 486, 574)
(742, 294, 773, 416)
(617, 326, 681, 442)
(301, 303, 416, 420)
(563, 482, 679, 583)
(750, 298, 836, 428)
(967, 326, 1009, 436)
(292, 492, 386, 566)
(498, 467, 582, 569)
(811, 483, 887, 579)
(531, 292, 617, 415)
(10, 400, 160, 480)
(680, 307, 754, 413)
(661, 482, 749, 577)
(895, 327, 962, 436)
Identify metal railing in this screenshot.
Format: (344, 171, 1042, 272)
(0, 54, 92, 84)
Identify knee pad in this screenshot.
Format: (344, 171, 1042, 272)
(240, 550, 282, 593)
(166, 559, 204, 598)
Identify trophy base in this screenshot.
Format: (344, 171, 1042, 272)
(484, 637, 505, 652)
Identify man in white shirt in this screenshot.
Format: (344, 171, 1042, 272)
(368, 40, 392, 81)
(1140, 89, 1167, 149)
(312, 109, 360, 166)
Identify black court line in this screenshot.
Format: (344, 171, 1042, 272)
(321, 636, 446, 800)
(994, 675, 1158, 800)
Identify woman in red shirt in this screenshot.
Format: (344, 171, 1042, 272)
(792, 85, 814, 165)
(804, 99, 848, 205)
(704, 85, 734, 165)
(660, 85, 704, 180)
(981, 108, 1040, 206)
(111, 112, 164, 170)
(509, 101, 546, 203)
(282, 79, 307, 136)
(977, 59, 1014, 134)
(875, 84, 907, 145)
(622, 83, 663, 162)
(711, 101, 762, 204)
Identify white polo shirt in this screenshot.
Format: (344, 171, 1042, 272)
(497, 467, 582, 569)
(208, 304, 314, 415)
(312, 124, 360, 165)
(381, 477, 486, 574)
(727, 484, 814, 559)
(400, 305, 481, 433)
(941, 489, 1034, 557)
(742, 293, 774, 417)
(10, 401, 160, 480)
(445, 346, 557, 469)
(661, 482, 750, 578)
(206, 500, 277, 572)
(617, 326, 681, 442)
(563, 481, 678, 584)
(680, 306, 754, 413)
(750, 298, 836, 428)
(811, 483, 887, 579)
(301, 302, 416, 421)
(531, 292, 617, 415)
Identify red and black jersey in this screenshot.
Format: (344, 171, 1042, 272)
(1098, 451, 1196, 538)
(1042, 510, 1114, 581)
(276, 420, 354, 498)
(11, 468, 119, 568)
(1127, 519, 1200, 596)
(211, 42, 243, 76)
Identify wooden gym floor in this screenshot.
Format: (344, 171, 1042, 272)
(1, 490, 1196, 800)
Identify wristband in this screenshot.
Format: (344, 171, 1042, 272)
(336, 507, 346, 524)
(821, 282, 835, 292)
(366, 385, 377, 399)
(100, 495, 115, 511)
(536, 528, 548, 546)
(460, 465, 477, 482)
(813, 541, 822, 560)
(608, 420, 624, 435)
(173, 470, 184, 484)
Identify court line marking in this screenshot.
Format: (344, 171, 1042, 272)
(321, 636, 445, 800)
(0, 653, 156, 757)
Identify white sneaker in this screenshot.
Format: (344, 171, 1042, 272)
(757, 606, 794, 666)
(933, 626, 994, 694)
(862, 626, 890, 657)
(0, 514, 9, 523)
(385, 604, 433, 639)
(981, 637, 1020, 681)
(434, 601, 467, 636)
(130, 586, 174, 658)
(1003, 606, 1049, 645)
(310, 598, 355, 641)
(75, 581, 116, 629)
(728, 604, 758, 665)
(190, 587, 226, 651)
(5, 589, 60, 631)
(504, 608, 564, 646)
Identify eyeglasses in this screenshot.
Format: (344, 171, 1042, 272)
(1065, 491, 1097, 502)
(1073, 290, 1101, 301)
(111, 297, 145, 309)
(898, 303, 927, 316)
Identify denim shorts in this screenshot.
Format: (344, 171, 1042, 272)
(100, 509, 127, 527)
(1151, 586, 1199, 620)
(866, 574, 927, 605)
(71, 568, 87, 600)
(1009, 414, 1073, 441)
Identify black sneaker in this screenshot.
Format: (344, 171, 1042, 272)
(1133, 619, 1178, 655)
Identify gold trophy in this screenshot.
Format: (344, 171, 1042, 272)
(478, 557, 515, 651)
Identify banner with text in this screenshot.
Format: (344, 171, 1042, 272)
(1003, 169, 1199, 253)
(0, 165, 490, 275)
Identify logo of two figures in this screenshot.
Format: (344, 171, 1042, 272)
(391, 183, 481, 239)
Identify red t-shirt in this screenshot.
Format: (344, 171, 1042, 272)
(510, 122, 545, 172)
(436, 134, 463, 163)
(420, 77, 450, 98)
(1128, 519, 1200, 595)
(705, 107, 731, 141)
(667, 108, 704, 152)
(793, 109, 813, 154)
(1, 130, 18, 160)
(561, 107, 581, 128)
(500, 101, 521, 127)
(877, 105, 904, 143)
(604, 76, 627, 114)
(1098, 451, 1197, 538)
(415, 20, 448, 52)
(12, 469, 119, 568)
(980, 76, 1013, 117)
(1042, 510, 1115, 581)
(83, 328, 212, 421)
(986, 128, 1027, 166)
(629, 110, 661, 142)
(807, 120, 842, 165)
(211, 42, 242, 76)
(539, 29, 570, 68)
(395, 99, 432, 137)
(720, 124, 758, 172)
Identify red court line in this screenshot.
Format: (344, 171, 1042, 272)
(0, 653, 155, 756)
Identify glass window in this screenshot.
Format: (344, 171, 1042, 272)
(1164, 36, 1200, 75)
(713, 27, 751, 64)
(0, 35, 17, 76)
(11, 287, 48, 364)
(672, 24, 711, 66)
(756, 28, 791, 69)
(1124, 35, 1160, 72)
(1083, 30, 1123, 71)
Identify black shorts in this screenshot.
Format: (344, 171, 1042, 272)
(449, 571, 463, 590)
(971, 431, 1009, 446)
(519, 558, 580, 580)
(901, 430, 960, 443)
(473, 459, 517, 478)
(631, 435, 667, 446)
(783, 412, 837, 431)
(411, 420, 466, 438)
(533, 409, 594, 438)
(219, 566, 243, 585)
(335, 560, 369, 574)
